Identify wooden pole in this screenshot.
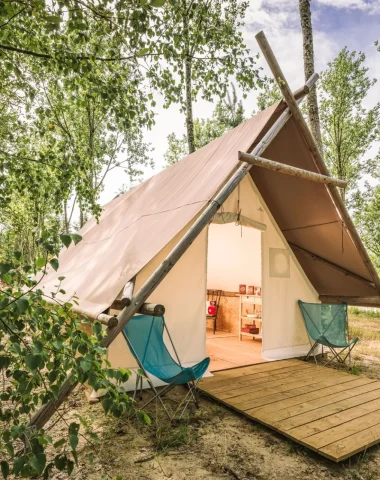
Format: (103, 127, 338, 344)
(289, 243, 375, 289)
(111, 300, 165, 317)
(255, 30, 380, 295)
(320, 296, 380, 307)
(97, 314, 118, 328)
(28, 76, 318, 431)
(238, 152, 347, 188)
(121, 277, 135, 307)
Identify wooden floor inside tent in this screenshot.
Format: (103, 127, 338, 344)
(206, 330, 263, 371)
(199, 359, 380, 462)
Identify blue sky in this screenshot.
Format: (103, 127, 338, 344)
(100, 0, 380, 204)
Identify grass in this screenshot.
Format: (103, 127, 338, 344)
(349, 307, 380, 319)
(348, 312, 380, 358)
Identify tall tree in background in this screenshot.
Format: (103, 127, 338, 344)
(165, 84, 245, 165)
(319, 48, 380, 204)
(151, 0, 261, 154)
(256, 81, 282, 111)
(299, 0, 323, 154)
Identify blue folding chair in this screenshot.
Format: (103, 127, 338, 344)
(122, 315, 210, 421)
(298, 300, 359, 367)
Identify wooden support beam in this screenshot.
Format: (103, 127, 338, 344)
(255, 30, 380, 295)
(238, 152, 347, 188)
(121, 277, 135, 307)
(289, 243, 375, 289)
(320, 296, 380, 307)
(97, 314, 118, 328)
(111, 300, 165, 317)
(28, 75, 318, 432)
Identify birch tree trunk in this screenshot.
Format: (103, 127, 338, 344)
(299, 0, 323, 155)
(184, 57, 195, 154)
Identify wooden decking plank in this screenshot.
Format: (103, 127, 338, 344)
(223, 369, 345, 403)
(199, 362, 380, 461)
(288, 399, 380, 444)
(320, 423, 380, 462)
(265, 380, 380, 423)
(203, 363, 316, 394)
(215, 365, 330, 400)
(275, 388, 380, 432)
(201, 359, 305, 387)
(245, 377, 373, 417)
(233, 375, 359, 411)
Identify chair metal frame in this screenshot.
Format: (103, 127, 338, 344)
(300, 301, 358, 368)
(122, 317, 204, 421)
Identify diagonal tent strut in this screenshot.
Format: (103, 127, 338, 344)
(289, 243, 376, 289)
(28, 73, 318, 431)
(255, 30, 380, 295)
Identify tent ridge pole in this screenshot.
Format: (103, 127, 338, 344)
(255, 30, 380, 295)
(28, 76, 317, 431)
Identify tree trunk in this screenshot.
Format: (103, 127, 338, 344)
(63, 200, 69, 234)
(299, 0, 323, 155)
(184, 57, 195, 154)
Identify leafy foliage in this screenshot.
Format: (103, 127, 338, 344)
(165, 84, 245, 165)
(319, 48, 380, 204)
(147, 0, 261, 152)
(354, 184, 380, 270)
(256, 81, 282, 111)
(0, 232, 146, 478)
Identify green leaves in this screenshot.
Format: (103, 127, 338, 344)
(68, 422, 80, 450)
(60, 233, 82, 248)
(60, 234, 72, 248)
(25, 353, 44, 370)
(0, 461, 9, 479)
(16, 297, 29, 315)
(151, 0, 166, 6)
(49, 258, 59, 271)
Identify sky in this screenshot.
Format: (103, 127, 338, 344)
(100, 0, 380, 205)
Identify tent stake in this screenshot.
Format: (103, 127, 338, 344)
(238, 152, 347, 188)
(28, 75, 318, 432)
(255, 30, 380, 295)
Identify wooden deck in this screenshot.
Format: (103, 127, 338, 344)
(199, 359, 380, 462)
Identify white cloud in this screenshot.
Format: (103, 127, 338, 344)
(315, 0, 380, 14)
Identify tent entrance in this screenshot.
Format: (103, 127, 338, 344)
(206, 222, 264, 371)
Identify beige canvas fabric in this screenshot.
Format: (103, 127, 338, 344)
(38, 103, 281, 318)
(38, 100, 380, 318)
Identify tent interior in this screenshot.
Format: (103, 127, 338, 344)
(206, 222, 264, 371)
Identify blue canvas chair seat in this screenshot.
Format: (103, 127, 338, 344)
(123, 314, 210, 420)
(298, 300, 359, 367)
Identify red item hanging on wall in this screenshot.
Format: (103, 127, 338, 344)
(207, 301, 216, 316)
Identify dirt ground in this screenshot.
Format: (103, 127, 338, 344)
(49, 313, 380, 480)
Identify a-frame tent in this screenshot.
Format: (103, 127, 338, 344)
(32, 31, 380, 431)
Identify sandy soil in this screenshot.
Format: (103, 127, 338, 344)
(44, 314, 380, 480)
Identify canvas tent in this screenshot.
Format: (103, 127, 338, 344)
(31, 30, 380, 431)
(38, 95, 380, 368)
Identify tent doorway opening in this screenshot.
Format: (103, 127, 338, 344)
(206, 222, 263, 371)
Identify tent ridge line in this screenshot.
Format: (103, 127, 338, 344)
(28, 74, 318, 432)
(289, 242, 375, 289)
(255, 30, 380, 295)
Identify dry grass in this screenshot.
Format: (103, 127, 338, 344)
(47, 310, 380, 480)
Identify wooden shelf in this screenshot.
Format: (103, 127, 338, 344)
(240, 332, 262, 339)
(241, 316, 262, 320)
